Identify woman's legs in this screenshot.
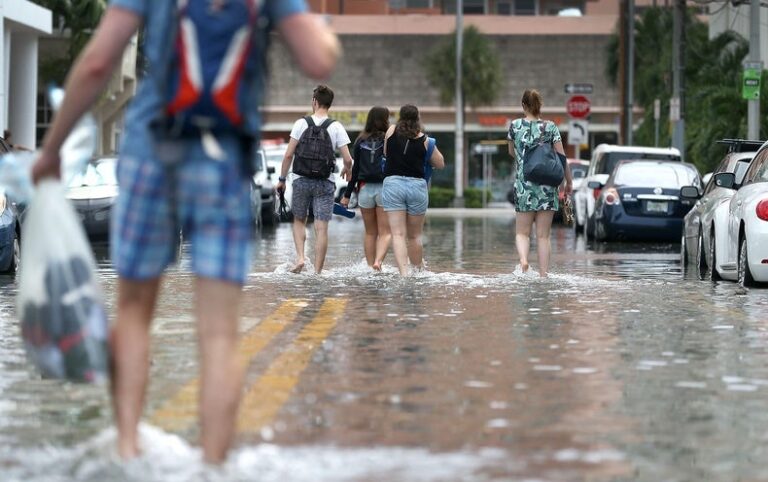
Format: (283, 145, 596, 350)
(534, 210, 555, 277)
(360, 207, 378, 267)
(405, 213, 426, 270)
(373, 206, 391, 271)
(515, 211, 536, 272)
(387, 210, 409, 275)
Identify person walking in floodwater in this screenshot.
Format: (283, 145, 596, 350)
(340, 106, 391, 271)
(508, 89, 573, 277)
(31, 0, 339, 464)
(382, 104, 445, 276)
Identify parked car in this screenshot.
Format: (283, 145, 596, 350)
(66, 157, 118, 238)
(574, 144, 682, 238)
(0, 191, 21, 273)
(680, 139, 761, 280)
(252, 148, 277, 226)
(712, 139, 768, 287)
(589, 160, 700, 241)
(555, 159, 589, 220)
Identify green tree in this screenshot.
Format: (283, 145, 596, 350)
(33, 0, 107, 84)
(606, 7, 768, 173)
(425, 25, 502, 109)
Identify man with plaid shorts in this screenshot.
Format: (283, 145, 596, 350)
(32, 0, 339, 464)
(276, 85, 354, 274)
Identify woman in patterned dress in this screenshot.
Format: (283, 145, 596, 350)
(507, 89, 573, 277)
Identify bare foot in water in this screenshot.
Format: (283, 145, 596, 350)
(290, 260, 305, 274)
(521, 262, 529, 273)
(372, 261, 382, 272)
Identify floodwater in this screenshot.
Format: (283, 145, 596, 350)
(1, 211, 767, 481)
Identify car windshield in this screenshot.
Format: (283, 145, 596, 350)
(734, 159, 751, 184)
(600, 152, 680, 175)
(613, 162, 699, 189)
(68, 159, 117, 187)
(265, 151, 285, 167)
(254, 151, 265, 172)
(571, 164, 588, 179)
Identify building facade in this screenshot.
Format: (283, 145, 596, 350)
(1, 0, 52, 149)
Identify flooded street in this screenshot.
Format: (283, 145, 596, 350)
(1, 211, 768, 481)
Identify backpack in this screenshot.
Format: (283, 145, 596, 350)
(160, 0, 262, 136)
(424, 136, 436, 183)
(293, 116, 337, 179)
(356, 137, 385, 183)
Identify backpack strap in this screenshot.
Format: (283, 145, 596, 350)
(304, 116, 315, 128)
(320, 118, 336, 130)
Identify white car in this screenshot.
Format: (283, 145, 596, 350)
(680, 145, 756, 280)
(714, 140, 768, 287)
(574, 144, 681, 238)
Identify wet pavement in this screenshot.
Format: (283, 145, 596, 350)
(1, 211, 768, 481)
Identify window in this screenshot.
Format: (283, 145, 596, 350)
(515, 0, 537, 15)
(743, 149, 768, 184)
(614, 163, 700, 189)
(497, 1, 513, 14)
(390, 0, 433, 8)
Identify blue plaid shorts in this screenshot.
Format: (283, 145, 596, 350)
(111, 137, 253, 285)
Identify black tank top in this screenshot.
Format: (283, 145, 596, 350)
(384, 132, 427, 179)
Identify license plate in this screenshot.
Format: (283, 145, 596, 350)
(646, 201, 668, 213)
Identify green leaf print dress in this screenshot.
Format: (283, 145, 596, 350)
(507, 118, 562, 212)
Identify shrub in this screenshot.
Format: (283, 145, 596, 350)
(464, 187, 493, 208)
(428, 187, 454, 208)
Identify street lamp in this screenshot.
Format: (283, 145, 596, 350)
(454, 0, 464, 206)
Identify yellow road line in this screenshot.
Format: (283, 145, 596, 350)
(237, 298, 347, 433)
(151, 299, 307, 431)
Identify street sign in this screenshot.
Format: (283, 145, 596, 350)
(568, 119, 589, 146)
(473, 144, 499, 155)
(653, 99, 661, 120)
(742, 61, 763, 100)
(566, 95, 591, 119)
(669, 97, 680, 122)
(564, 83, 594, 95)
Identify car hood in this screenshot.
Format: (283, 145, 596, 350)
(66, 185, 119, 200)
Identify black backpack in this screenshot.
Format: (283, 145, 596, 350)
(293, 116, 336, 179)
(356, 137, 385, 183)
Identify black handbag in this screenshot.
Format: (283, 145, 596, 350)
(522, 121, 565, 187)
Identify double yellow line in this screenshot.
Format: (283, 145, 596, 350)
(151, 298, 347, 433)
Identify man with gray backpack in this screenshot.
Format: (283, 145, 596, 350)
(277, 85, 354, 274)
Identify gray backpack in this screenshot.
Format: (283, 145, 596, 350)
(293, 116, 336, 179)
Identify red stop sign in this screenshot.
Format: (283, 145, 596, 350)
(567, 95, 591, 119)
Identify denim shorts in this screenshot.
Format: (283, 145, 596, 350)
(292, 177, 335, 222)
(112, 137, 252, 285)
(357, 182, 383, 209)
(382, 176, 428, 216)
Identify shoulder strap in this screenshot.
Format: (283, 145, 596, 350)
(304, 116, 315, 128)
(320, 118, 335, 130)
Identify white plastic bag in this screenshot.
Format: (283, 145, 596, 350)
(17, 180, 109, 383)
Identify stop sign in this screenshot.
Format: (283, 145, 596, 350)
(567, 95, 591, 119)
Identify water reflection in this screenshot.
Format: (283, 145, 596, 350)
(0, 215, 767, 480)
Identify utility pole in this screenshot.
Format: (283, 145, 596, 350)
(747, 0, 761, 140)
(671, 0, 685, 160)
(454, 0, 465, 206)
(618, 0, 626, 144)
(626, 0, 635, 145)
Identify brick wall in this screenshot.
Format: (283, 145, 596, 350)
(264, 33, 619, 111)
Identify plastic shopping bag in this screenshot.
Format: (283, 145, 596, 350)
(17, 179, 109, 383)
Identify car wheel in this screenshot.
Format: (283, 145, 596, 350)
(738, 236, 757, 288)
(9, 236, 19, 272)
(696, 231, 707, 280)
(584, 215, 594, 241)
(708, 231, 721, 282)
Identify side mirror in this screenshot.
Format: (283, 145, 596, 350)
(587, 181, 603, 189)
(713, 172, 736, 190)
(267, 166, 276, 175)
(680, 186, 701, 199)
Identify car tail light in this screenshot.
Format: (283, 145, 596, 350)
(757, 199, 768, 221)
(603, 189, 620, 205)
(592, 188, 602, 200)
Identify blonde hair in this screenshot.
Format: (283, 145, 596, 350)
(521, 89, 543, 117)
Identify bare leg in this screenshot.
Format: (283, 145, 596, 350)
(387, 210, 409, 276)
(196, 277, 244, 464)
(111, 277, 161, 459)
(515, 212, 535, 272)
(535, 210, 555, 277)
(360, 207, 378, 267)
(405, 213, 426, 269)
(291, 217, 307, 273)
(313, 220, 329, 274)
(373, 206, 391, 271)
